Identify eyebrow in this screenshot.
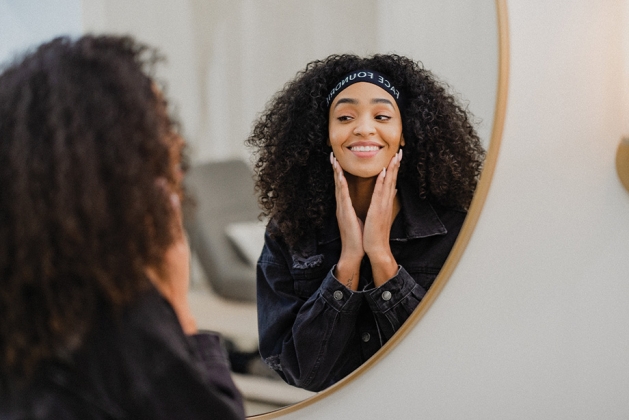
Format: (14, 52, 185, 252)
(332, 97, 394, 109)
(333, 98, 358, 109)
(371, 98, 394, 106)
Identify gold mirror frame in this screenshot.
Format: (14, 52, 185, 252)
(250, 0, 509, 418)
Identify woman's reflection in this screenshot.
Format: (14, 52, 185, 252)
(246, 54, 484, 391)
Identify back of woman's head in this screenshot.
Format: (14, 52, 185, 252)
(0, 35, 180, 380)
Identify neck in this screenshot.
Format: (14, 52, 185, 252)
(344, 172, 401, 221)
(345, 173, 376, 220)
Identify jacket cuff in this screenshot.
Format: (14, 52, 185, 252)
(319, 266, 364, 312)
(364, 266, 426, 313)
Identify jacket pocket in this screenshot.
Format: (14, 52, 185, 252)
(290, 260, 330, 299)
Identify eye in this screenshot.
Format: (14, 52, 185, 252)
(337, 115, 353, 122)
(375, 114, 391, 121)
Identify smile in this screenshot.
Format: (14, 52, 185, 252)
(349, 145, 381, 152)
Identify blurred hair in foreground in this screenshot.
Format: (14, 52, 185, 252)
(0, 35, 181, 384)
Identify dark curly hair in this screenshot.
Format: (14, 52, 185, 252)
(246, 54, 485, 249)
(0, 35, 184, 382)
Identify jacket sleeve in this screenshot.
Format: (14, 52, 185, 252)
(256, 231, 365, 392)
(363, 266, 427, 343)
(189, 332, 245, 417)
(123, 292, 246, 419)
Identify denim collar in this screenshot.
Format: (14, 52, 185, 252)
(394, 183, 448, 241)
(289, 183, 448, 268)
(317, 182, 447, 245)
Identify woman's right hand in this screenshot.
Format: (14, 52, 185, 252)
(331, 153, 363, 291)
(146, 181, 198, 335)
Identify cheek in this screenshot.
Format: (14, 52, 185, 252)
(385, 128, 404, 147)
(327, 131, 343, 151)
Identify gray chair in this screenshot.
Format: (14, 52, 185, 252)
(184, 159, 261, 302)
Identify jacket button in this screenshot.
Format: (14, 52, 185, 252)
(381, 291, 392, 301)
(361, 332, 371, 342)
(333, 290, 343, 301)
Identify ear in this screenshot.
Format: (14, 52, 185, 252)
(400, 134, 405, 147)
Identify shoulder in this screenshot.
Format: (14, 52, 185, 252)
(429, 201, 467, 231)
(262, 215, 335, 268)
(1, 289, 244, 420)
(397, 182, 465, 239)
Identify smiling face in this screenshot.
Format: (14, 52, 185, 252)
(328, 82, 404, 179)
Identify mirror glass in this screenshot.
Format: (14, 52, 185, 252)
(82, 0, 498, 416)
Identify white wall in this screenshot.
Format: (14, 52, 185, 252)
(377, 0, 497, 146)
(80, 0, 497, 163)
(189, 0, 383, 163)
(280, 1, 629, 419)
(623, 0, 629, 135)
(1, 1, 497, 155)
(0, 0, 82, 65)
(81, 0, 380, 163)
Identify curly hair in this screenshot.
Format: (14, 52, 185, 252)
(0, 35, 184, 382)
(246, 54, 485, 249)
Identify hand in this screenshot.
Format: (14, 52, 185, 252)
(146, 183, 198, 334)
(363, 150, 402, 287)
(331, 152, 363, 291)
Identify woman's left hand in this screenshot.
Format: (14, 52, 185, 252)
(363, 150, 402, 287)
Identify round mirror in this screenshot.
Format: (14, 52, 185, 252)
(82, 0, 507, 417)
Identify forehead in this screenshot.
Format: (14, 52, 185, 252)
(332, 82, 397, 105)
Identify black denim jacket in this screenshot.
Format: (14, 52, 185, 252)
(1, 288, 245, 419)
(256, 183, 467, 391)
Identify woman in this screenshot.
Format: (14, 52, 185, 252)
(0, 36, 244, 419)
(247, 54, 485, 392)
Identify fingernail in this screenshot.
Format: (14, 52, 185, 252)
(330, 152, 334, 165)
(170, 193, 180, 209)
(154, 177, 167, 188)
(382, 167, 386, 177)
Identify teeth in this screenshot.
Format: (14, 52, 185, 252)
(350, 145, 380, 152)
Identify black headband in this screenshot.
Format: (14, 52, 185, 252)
(325, 69, 405, 109)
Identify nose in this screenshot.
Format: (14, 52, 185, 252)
(353, 116, 376, 137)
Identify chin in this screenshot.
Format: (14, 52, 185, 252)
(344, 167, 383, 179)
